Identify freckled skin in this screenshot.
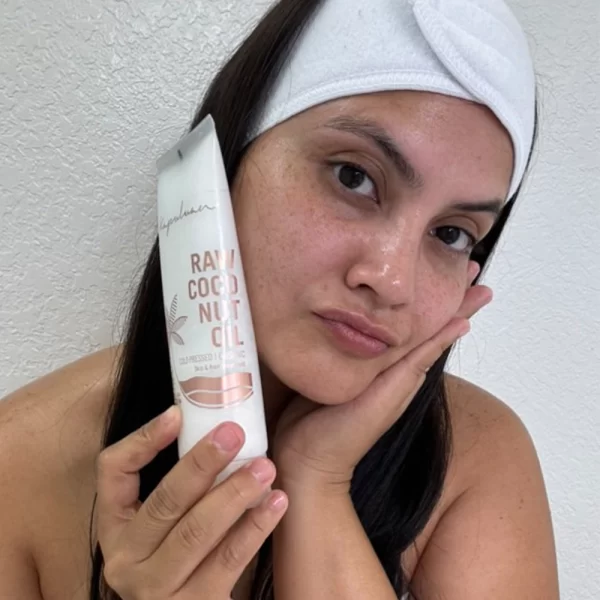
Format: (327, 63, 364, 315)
(231, 90, 513, 406)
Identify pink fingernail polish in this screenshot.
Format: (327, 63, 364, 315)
(248, 458, 274, 483)
(268, 491, 288, 512)
(211, 423, 242, 452)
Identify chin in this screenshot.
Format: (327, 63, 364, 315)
(267, 346, 381, 406)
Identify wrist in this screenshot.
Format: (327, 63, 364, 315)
(273, 444, 355, 496)
(277, 469, 352, 499)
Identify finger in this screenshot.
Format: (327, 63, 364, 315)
(455, 284, 493, 320)
(151, 457, 277, 589)
(401, 317, 470, 384)
(96, 405, 181, 556)
(187, 490, 288, 594)
(343, 317, 469, 447)
(400, 318, 471, 380)
(126, 421, 246, 560)
(365, 316, 469, 399)
(467, 259, 482, 285)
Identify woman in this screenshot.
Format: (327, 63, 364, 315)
(0, 0, 559, 598)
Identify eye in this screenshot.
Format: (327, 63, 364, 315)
(432, 226, 477, 255)
(333, 163, 377, 200)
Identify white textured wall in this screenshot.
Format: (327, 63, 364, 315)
(1, 0, 598, 597)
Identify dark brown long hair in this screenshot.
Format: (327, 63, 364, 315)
(89, 0, 538, 597)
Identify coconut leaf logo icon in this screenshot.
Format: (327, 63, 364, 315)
(166, 295, 188, 346)
(166, 294, 254, 408)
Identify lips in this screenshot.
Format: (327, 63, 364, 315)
(179, 372, 254, 408)
(317, 317, 388, 359)
(315, 308, 397, 346)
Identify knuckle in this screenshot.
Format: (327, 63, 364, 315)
(226, 473, 252, 504)
(247, 509, 270, 536)
(217, 540, 245, 573)
(187, 448, 213, 479)
(104, 556, 161, 600)
(138, 421, 155, 445)
(408, 359, 430, 379)
(178, 512, 211, 550)
(441, 335, 454, 353)
(102, 554, 128, 590)
(146, 483, 180, 522)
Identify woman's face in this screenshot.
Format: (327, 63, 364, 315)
(232, 90, 513, 405)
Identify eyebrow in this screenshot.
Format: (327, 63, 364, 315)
(322, 115, 504, 217)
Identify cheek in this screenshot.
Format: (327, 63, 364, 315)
(413, 266, 468, 339)
(233, 162, 345, 334)
(233, 161, 372, 404)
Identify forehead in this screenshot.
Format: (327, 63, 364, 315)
(284, 90, 510, 143)
(266, 91, 514, 173)
(247, 90, 514, 203)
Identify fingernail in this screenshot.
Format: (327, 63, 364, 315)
(268, 491, 288, 512)
(211, 424, 242, 452)
(160, 405, 178, 424)
(247, 458, 274, 483)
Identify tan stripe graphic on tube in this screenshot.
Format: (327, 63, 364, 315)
(179, 372, 253, 408)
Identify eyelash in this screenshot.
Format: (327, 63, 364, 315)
(331, 161, 479, 256)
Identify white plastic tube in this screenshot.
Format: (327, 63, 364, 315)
(157, 115, 268, 486)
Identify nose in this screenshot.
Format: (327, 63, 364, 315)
(345, 230, 418, 308)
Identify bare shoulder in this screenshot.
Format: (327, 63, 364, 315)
(405, 374, 559, 598)
(0, 346, 120, 599)
(405, 374, 538, 552)
(443, 373, 539, 482)
(0, 346, 119, 476)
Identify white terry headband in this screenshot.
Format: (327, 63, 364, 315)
(249, 0, 536, 200)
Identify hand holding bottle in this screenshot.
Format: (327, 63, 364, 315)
(96, 408, 287, 600)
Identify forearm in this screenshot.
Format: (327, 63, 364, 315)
(272, 483, 398, 599)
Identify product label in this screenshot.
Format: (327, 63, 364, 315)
(165, 249, 254, 409)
